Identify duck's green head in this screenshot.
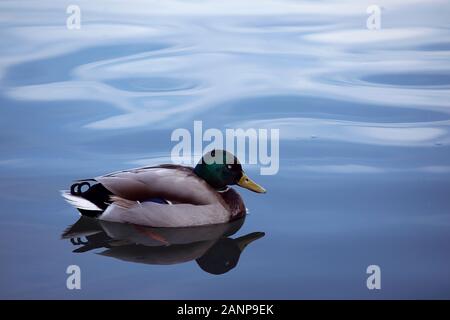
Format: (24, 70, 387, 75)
(194, 149, 266, 193)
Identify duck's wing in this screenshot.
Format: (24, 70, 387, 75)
(95, 165, 221, 205)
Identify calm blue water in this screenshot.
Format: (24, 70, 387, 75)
(1, 1, 450, 299)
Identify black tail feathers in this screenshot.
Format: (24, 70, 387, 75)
(70, 181, 112, 217)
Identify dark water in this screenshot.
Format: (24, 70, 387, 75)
(1, 1, 450, 299)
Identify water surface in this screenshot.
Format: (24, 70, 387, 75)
(1, 0, 450, 299)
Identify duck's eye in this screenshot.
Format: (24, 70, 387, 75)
(227, 164, 233, 170)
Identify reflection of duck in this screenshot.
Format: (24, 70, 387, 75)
(62, 150, 265, 227)
(62, 216, 264, 275)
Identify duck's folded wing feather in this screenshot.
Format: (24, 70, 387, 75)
(96, 166, 220, 205)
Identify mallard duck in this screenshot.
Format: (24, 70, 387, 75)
(62, 150, 266, 227)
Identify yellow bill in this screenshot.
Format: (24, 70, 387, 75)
(237, 174, 266, 193)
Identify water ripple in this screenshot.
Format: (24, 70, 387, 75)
(1, 0, 450, 164)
